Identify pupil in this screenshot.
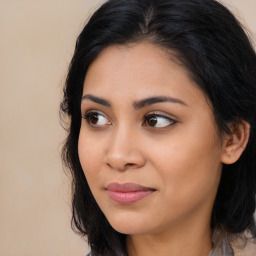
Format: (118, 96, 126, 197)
(90, 114, 99, 124)
(148, 117, 157, 126)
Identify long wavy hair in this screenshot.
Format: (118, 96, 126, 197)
(60, 0, 256, 255)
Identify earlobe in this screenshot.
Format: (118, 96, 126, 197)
(221, 120, 250, 165)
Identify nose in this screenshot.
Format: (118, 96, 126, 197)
(104, 127, 146, 171)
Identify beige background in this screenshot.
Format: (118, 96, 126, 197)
(0, 1, 255, 256)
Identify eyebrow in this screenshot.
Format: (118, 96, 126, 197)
(81, 94, 188, 109)
(81, 94, 111, 107)
(133, 96, 188, 110)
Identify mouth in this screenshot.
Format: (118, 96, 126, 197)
(106, 182, 156, 205)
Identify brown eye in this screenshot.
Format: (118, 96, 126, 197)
(89, 113, 99, 124)
(147, 116, 158, 126)
(83, 112, 111, 127)
(144, 114, 176, 128)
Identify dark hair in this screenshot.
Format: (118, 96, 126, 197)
(60, 0, 256, 255)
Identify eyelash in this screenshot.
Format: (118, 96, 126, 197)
(82, 111, 177, 129)
(82, 111, 111, 128)
(142, 113, 177, 128)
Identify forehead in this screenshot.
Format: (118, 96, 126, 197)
(83, 42, 207, 107)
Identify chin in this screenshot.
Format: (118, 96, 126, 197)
(105, 211, 152, 235)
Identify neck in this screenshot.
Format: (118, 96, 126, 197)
(126, 218, 212, 256)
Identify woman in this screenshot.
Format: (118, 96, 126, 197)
(60, 0, 256, 255)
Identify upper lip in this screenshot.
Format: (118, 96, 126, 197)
(106, 182, 155, 192)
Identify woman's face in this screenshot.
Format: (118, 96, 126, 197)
(78, 43, 225, 236)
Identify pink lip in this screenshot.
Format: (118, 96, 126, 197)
(106, 182, 155, 205)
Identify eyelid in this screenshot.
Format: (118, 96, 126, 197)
(144, 111, 177, 121)
(82, 109, 109, 118)
(82, 110, 112, 127)
(143, 112, 177, 128)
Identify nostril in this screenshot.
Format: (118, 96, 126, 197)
(125, 163, 134, 166)
(124, 163, 136, 168)
(106, 162, 136, 171)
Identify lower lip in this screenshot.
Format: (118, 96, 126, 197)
(107, 190, 154, 204)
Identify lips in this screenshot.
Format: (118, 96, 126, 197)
(106, 182, 155, 204)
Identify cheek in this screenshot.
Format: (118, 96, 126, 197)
(78, 130, 104, 179)
(78, 131, 109, 209)
(147, 123, 222, 202)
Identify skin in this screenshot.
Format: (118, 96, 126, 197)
(78, 43, 248, 256)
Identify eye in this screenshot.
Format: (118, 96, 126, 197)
(143, 114, 176, 128)
(82, 111, 111, 127)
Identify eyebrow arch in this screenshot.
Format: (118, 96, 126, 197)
(81, 94, 188, 109)
(81, 94, 111, 107)
(133, 96, 188, 110)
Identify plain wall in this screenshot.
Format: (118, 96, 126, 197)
(0, 1, 255, 256)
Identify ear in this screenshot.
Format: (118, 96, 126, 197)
(221, 119, 250, 165)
